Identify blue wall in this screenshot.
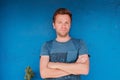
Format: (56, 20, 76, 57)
(0, 0, 120, 80)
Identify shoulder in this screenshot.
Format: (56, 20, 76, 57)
(46, 40, 54, 44)
(71, 38, 84, 42)
(42, 40, 54, 47)
(41, 40, 54, 50)
(43, 39, 54, 44)
(71, 38, 87, 47)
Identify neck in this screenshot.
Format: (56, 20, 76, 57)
(56, 35, 71, 42)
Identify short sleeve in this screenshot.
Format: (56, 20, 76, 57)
(78, 40, 88, 55)
(40, 42, 49, 56)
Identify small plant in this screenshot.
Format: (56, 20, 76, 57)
(24, 66, 34, 80)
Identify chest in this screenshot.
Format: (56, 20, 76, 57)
(49, 42, 78, 63)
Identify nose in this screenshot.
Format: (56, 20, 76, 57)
(62, 23, 66, 28)
(61, 25, 66, 30)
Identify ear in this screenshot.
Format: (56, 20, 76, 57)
(53, 23, 55, 29)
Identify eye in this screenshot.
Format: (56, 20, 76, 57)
(58, 21, 62, 24)
(65, 22, 69, 24)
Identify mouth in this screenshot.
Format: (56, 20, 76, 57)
(61, 29, 67, 31)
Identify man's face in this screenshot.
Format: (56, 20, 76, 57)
(53, 14, 71, 37)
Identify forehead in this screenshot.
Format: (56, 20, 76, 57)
(55, 14, 71, 20)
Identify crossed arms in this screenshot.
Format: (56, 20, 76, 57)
(40, 54, 89, 79)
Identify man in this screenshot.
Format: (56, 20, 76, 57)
(40, 8, 89, 80)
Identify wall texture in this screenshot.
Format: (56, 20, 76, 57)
(0, 0, 120, 80)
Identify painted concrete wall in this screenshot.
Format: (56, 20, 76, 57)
(0, 0, 120, 80)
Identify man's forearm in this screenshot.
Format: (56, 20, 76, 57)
(41, 67, 70, 78)
(48, 62, 89, 75)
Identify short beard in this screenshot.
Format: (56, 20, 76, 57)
(57, 32, 68, 37)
